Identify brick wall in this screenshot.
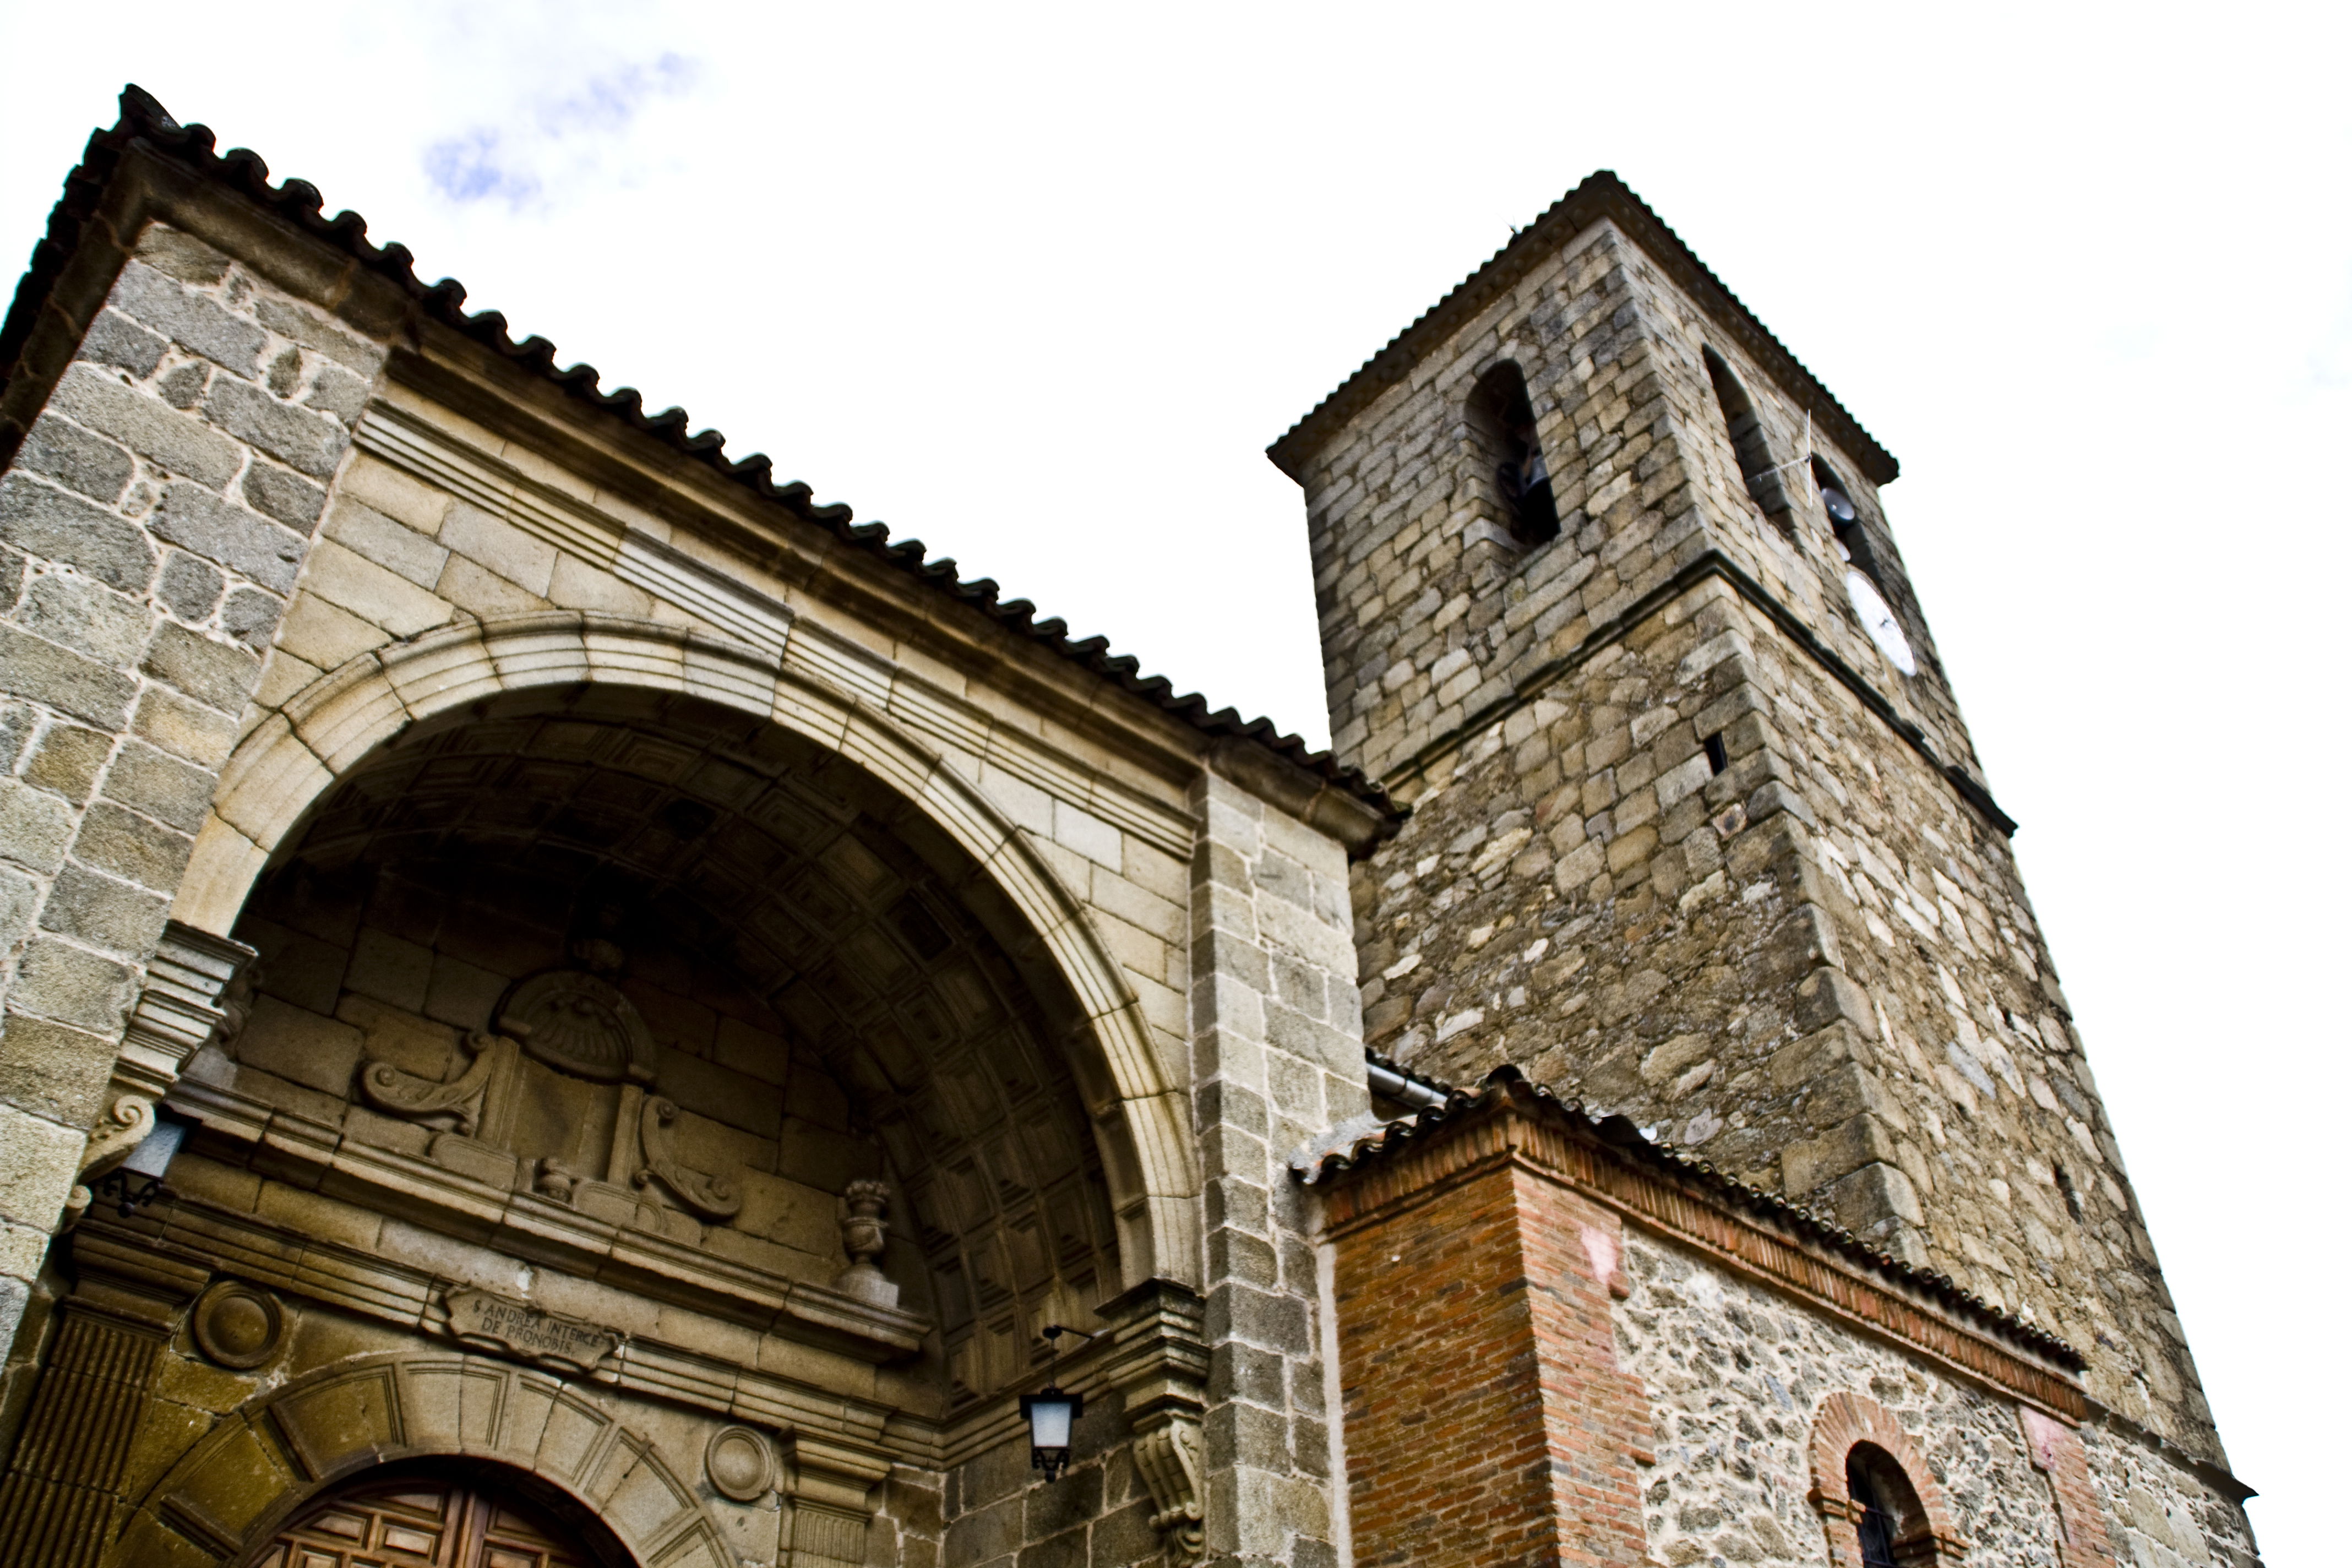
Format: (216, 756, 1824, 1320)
(1324, 1135, 1649, 1566)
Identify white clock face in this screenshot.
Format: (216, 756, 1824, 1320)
(1845, 570, 1918, 676)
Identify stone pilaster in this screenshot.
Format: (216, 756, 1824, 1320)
(1188, 771, 1369, 1567)
(0, 218, 383, 1355)
(0, 1227, 208, 1566)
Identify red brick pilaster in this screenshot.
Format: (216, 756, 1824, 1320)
(1325, 1113, 1651, 1567)
(2019, 1407, 2119, 1568)
(1807, 1391, 1967, 1565)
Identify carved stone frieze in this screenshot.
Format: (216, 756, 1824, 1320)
(634, 1095, 742, 1219)
(116, 922, 258, 1101)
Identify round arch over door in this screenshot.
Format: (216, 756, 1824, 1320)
(250, 1463, 633, 1568)
(176, 612, 1201, 1288)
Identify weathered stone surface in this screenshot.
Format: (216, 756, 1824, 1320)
(154, 481, 307, 594)
(141, 621, 263, 714)
(51, 362, 242, 489)
(0, 474, 157, 594)
(16, 415, 133, 505)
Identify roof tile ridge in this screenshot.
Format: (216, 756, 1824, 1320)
(1, 86, 1398, 821)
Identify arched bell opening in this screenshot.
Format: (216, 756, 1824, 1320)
(216, 679, 1142, 1411)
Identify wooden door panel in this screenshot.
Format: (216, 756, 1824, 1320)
(254, 1475, 600, 1568)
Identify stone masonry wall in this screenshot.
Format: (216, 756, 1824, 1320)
(1615, 1228, 2258, 1568)
(0, 220, 380, 1350)
(1292, 208, 2224, 1466)
(1348, 573, 2217, 1461)
(1186, 771, 1370, 1568)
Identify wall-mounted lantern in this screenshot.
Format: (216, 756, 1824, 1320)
(95, 1108, 189, 1217)
(1022, 1324, 1097, 1481)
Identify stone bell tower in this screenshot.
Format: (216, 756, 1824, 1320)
(1268, 173, 2228, 1467)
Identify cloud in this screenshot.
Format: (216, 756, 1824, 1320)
(423, 51, 700, 210)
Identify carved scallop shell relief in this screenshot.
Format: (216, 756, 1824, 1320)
(496, 969, 657, 1084)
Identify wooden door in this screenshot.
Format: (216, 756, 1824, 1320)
(251, 1473, 610, 1568)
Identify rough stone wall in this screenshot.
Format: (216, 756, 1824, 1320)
(0, 220, 380, 1349)
(2081, 1424, 2250, 1568)
(1299, 221, 1699, 783)
(939, 1418, 1156, 1568)
(1345, 574, 2209, 1452)
(1186, 771, 1369, 1568)
(1293, 210, 2223, 1464)
(1615, 1229, 2258, 1568)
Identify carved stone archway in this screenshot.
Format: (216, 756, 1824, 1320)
(171, 612, 1200, 1287)
(1807, 1391, 1968, 1565)
(112, 1353, 729, 1568)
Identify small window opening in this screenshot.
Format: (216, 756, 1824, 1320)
(1702, 347, 1790, 525)
(1811, 454, 1918, 678)
(1845, 1446, 1926, 1568)
(2054, 1163, 2084, 1221)
(1812, 455, 1877, 573)
(1468, 361, 1559, 547)
(1703, 733, 1728, 775)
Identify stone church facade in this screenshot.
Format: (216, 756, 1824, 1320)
(0, 88, 2255, 1568)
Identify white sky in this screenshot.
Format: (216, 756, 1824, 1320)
(3, 3, 2342, 1558)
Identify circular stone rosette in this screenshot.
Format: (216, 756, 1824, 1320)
(704, 1425, 775, 1502)
(191, 1280, 286, 1370)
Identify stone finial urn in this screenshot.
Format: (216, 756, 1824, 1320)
(836, 1180, 899, 1307)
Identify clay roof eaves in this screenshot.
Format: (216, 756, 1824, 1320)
(0, 86, 1400, 831)
(1265, 171, 1900, 488)
(1298, 1063, 2086, 1371)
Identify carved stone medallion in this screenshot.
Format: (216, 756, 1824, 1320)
(704, 1425, 775, 1502)
(496, 969, 657, 1084)
(444, 1288, 621, 1375)
(192, 1280, 286, 1369)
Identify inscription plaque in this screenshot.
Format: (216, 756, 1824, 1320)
(444, 1288, 622, 1375)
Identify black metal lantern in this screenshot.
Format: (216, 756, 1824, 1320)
(1023, 1323, 1096, 1481)
(93, 1109, 188, 1217)
(1019, 1385, 1083, 1480)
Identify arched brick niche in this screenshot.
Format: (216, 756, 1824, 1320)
(1807, 1391, 1967, 1565)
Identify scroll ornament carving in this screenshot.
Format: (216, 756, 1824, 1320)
(634, 1096, 742, 1219)
(61, 1094, 156, 1227)
(358, 1031, 497, 1134)
(1133, 1414, 1207, 1564)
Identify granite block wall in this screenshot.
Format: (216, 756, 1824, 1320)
(0, 220, 382, 1351)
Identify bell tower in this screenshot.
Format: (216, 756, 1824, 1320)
(1270, 173, 2226, 1465)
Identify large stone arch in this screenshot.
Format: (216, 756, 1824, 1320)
(172, 612, 1200, 1288)
(110, 1352, 729, 1567)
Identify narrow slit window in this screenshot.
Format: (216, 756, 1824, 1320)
(1702, 347, 1790, 523)
(1468, 361, 1559, 547)
(1703, 733, 1728, 775)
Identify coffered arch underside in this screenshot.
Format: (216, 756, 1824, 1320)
(176, 613, 1202, 1295)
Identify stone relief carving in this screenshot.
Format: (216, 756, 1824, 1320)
(634, 1096, 743, 1219)
(1133, 1415, 1208, 1564)
(63, 1093, 157, 1227)
(192, 1280, 286, 1369)
(444, 1287, 622, 1376)
(497, 968, 656, 1084)
(359, 1030, 498, 1134)
(704, 1425, 775, 1502)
